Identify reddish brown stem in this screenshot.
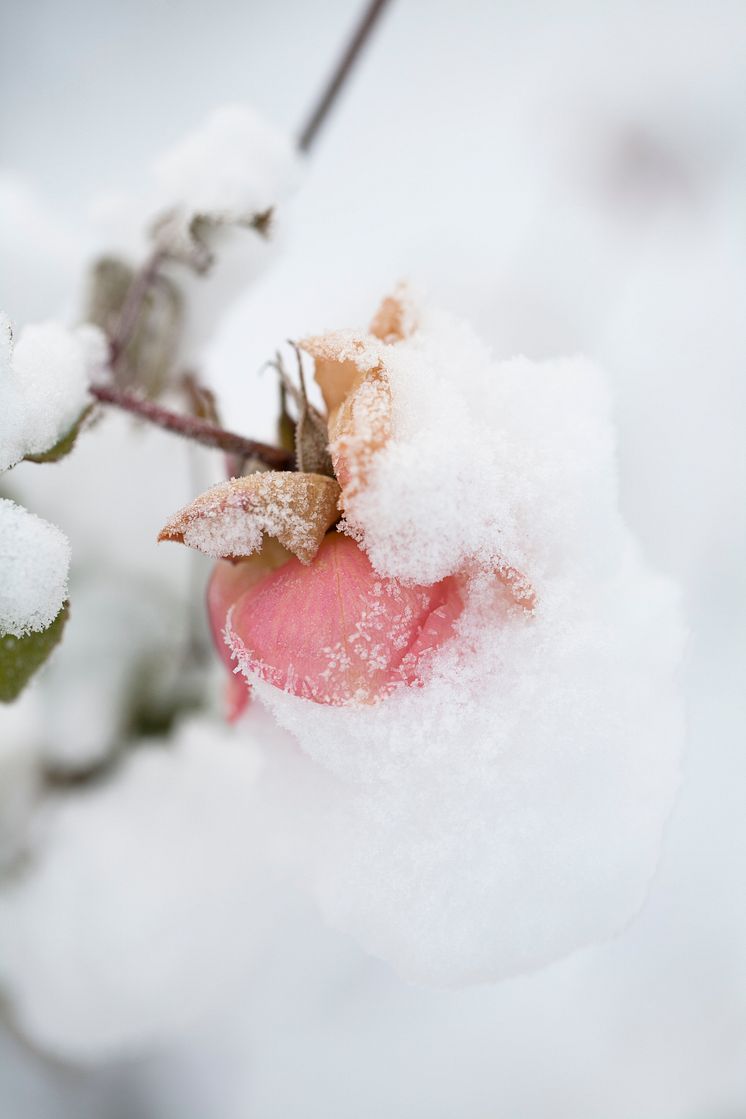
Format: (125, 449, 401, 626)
(298, 0, 393, 153)
(91, 383, 294, 470)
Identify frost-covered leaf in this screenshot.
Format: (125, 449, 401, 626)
(300, 330, 384, 420)
(330, 365, 393, 499)
(0, 602, 68, 703)
(159, 472, 340, 564)
(0, 315, 105, 470)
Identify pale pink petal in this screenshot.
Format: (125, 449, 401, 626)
(225, 532, 463, 707)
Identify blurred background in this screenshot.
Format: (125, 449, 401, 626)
(1, 0, 745, 1115)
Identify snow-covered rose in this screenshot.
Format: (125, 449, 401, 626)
(162, 291, 686, 985)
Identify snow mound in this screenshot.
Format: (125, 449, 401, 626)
(0, 315, 105, 471)
(0, 716, 268, 1060)
(0, 499, 71, 637)
(152, 103, 300, 224)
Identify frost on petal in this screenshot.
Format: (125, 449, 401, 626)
(159, 472, 340, 564)
(0, 316, 106, 471)
(226, 532, 463, 707)
(0, 500, 70, 638)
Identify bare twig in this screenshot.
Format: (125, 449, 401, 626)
(91, 383, 294, 469)
(298, 0, 393, 153)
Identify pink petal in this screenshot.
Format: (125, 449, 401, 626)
(206, 542, 292, 716)
(224, 532, 463, 707)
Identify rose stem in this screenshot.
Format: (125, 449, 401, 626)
(297, 0, 393, 153)
(90, 383, 294, 470)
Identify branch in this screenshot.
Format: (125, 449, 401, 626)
(91, 384, 294, 470)
(298, 0, 393, 153)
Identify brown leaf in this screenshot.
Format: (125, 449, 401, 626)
(329, 366, 393, 500)
(300, 331, 383, 419)
(159, 472, 340, 564)
(369, 289, 416, 343)
(494, 558, 537, 612)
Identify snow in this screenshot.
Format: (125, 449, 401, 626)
(0, 500, 71, 638)
(0, 0, 743, 1114)
(0, 714, 270, 1059)
(88, 104, 302, 367)
(337, 303, 619, 587)
(243, 302, 686, 982)
(152, 103, 300, 227)
(0, 316, 105, 471)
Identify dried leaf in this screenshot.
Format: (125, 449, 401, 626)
(272, 347, 334, 476)
(85, 255, 183, 396)
(276, 379, 296, 454)
(159, 472, 340, 564)
(329, 366, 393, 498)
(0, 602, 69, 703)
(369, 289, 417, 343)
(494, 558, 537, 612)
(300, 331, 383, 419)
(150, 207, 273, 275)
(181, 372, 221, 425)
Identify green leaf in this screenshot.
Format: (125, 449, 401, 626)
(0, 603, 69, 703)
(24, 405, 93, 464)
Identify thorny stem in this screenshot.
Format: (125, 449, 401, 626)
(90, 383, 294, 470)
(297, 0, 393, 152)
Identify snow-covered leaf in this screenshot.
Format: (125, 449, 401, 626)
(0, 316, 105, 470)
(23, 404, 93, 464)
(0, 499, 70, 638)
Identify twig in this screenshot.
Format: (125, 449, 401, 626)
(91, 383, 294, 469)
(298, 0, 393, 153)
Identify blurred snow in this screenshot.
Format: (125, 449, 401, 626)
(1, 0, 745, 1115)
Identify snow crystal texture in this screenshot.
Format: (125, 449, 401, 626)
(0, 315, 104, 471)
(247, 302, 686, 985)
(0, 499, 70, 637)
